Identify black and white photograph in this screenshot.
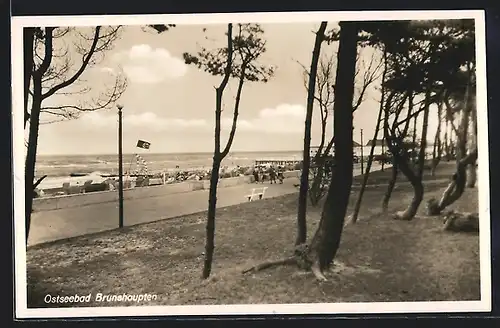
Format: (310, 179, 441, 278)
(12, 10, 491, 318)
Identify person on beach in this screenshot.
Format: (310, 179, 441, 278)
(277, 166, 284, 184)
(259, 167, 267, 184)
(269, 166, 277, 184)
(253, 168, 260, 183)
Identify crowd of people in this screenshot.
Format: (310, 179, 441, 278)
(252, 165, 285, 184)
(159, 163, 294, 185)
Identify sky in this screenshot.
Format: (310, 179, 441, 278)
(34, 22, 443, 155)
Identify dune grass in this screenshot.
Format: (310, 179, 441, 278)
(26, 163, 481, 308)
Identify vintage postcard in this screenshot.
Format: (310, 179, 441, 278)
(12, 10, 490, 319)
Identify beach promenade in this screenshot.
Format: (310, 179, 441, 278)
(27, 164, 386, 246)
(28, 178, 301, 246)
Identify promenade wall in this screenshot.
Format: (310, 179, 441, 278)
(33, 170, 300, 211)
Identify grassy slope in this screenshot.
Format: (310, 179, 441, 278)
(26, 162, 481, 307)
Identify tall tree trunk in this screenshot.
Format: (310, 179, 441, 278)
(203, 86, 224, 279)
(443, 116, 449, 160)
(381, 136, 385, 171)
(466, 162, 477, 189)
(25, 27, 53, 243)
(466, 106, 477, 188)
(431, 134, 438, 175)
(203, 155, 221, 279)
(416, 90, 431, 179)
(25, 77, 42, 242)
(24, 27, 35, 128)
(202, 24, 235, 279)
(431, 102, 443, 176)
(348, 50, 387, 224)
(448, 116, 456, 159)
(382, 160, 399, 213)
(307, 22, 357, 280)
(411, 108, 419, 165)
(296, 22, 328, 245)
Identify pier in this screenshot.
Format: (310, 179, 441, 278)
(254, 159, 302, 167)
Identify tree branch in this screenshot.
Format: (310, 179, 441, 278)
(221, 65, 246, 158)
(33, 175, 48, 190)
(352, 52, 383, 112)
(33, 27, 55, 78)
(41, 26, 101, 100)
(216, 24, 233, 94)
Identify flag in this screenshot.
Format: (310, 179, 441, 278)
(136, 139, 151, 149)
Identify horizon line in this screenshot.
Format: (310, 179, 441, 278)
(37, 149, 306, 157)
(37, 142, 439, 157)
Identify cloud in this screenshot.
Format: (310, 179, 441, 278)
(78, 104, 305, 134)
(100, 67, 116, 74)
(222, 104, 306, 134)
(259, 104, 305, 119)
(112, 44, 188, 84)
(80, 111, 207, 132)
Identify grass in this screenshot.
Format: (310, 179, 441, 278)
(351, 160, 453, 186)
(26, 163, 480, 308)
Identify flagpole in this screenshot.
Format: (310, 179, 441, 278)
(117, 104, 124, 228)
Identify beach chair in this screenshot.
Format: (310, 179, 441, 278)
(245, 187, 268, 201)
(62, 182, 70, 194)
(82, 180, 92, 193)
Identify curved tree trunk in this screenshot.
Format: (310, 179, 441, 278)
(393, 154, 424, 220)
(307, 21, 357, 280)
(427, 148, 477, 215)
(381, 88, 413, 215)
(427, 73, 474, 216)
(392, 89, 430, 221)
(382, 161, 399, 213)
(296, 22, 328, 245)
